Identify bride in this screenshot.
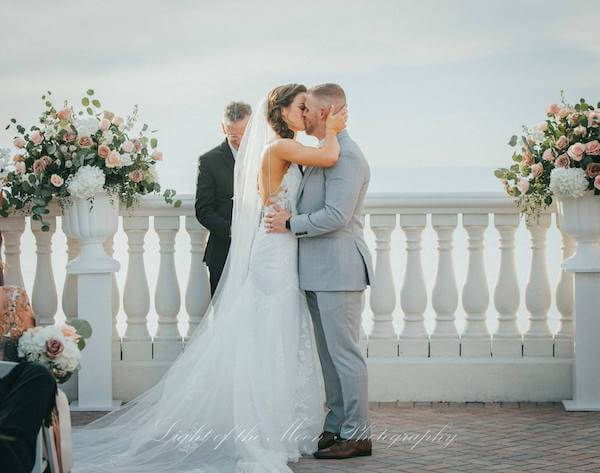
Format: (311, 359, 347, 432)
(72, 83, 348, 473)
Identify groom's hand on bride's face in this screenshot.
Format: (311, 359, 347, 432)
(264, 205, 291, 233)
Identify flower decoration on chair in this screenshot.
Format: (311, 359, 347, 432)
(494, 91, 600, 224)
(1, 89, 181, 231)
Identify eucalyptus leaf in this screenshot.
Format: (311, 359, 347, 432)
(70, 318, 93, 339)
(508, 135, 518, 147)
(92, 99, 101, 108)
(81, 97, 90, 106)
(86, 89, 94, 96)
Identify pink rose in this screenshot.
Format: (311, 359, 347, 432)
(542, 148, 555, 161)
(111, 116, 124, 127)
(99, 118, 111, 131)
(531, 162, 544, 178)
(555, 153, 570, 168)
(152, 151, 163, 161)
(105, 150, 122, 168)
(588, 111, 600, 127)
(64, 130, 75, 143)
(547, 104, 560, 116)
(103, 110, 115, 120)
(30, 130, 44, 145)
(555, 135, 569, 150)
(60, 324, 80, 340)
(98, 144, 111, 159)
(586, 162, 600, 179)
(57, 107, 71, 121)
(567, 142, 586, 161)
(13, 137, 26, 148)
(33, 159, 47, 175)
(50, 174, 64, 187)
(522, 150, 534, 166)
(15, 161, 26, 174)
(129, 169, 144, 182)
(517, 177, 530, 193)
(45, 338, 64, 359)
(558, 107, 571, 120)
(122, 140, 134, 153)
(595, 175, 600, 190)
(133, 139, 142, 152)
(78, 135, 93, 148)
(586, 140, 600, 156)
(568, 112, 582, 126)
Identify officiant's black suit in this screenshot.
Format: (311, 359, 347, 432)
(195, 139, 235, 296)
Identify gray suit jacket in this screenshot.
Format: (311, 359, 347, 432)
(290, 129, 375, 291)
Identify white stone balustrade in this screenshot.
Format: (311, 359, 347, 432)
(0, 192, 575, 403)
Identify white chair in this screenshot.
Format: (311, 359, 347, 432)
(0, 360, 49, 473)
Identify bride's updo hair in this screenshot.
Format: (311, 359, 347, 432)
(267, 83, 307, 139)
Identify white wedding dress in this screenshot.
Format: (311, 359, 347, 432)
(72, 160, 326, 472)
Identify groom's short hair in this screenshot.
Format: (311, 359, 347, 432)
(308, 83, 346, 106)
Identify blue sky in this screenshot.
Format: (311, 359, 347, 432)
(1, 0, 600, 193)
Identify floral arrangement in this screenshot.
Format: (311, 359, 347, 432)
(17, 319, 92, 383)
(1, 89, 181, 231)
(494, 91, 600, 224)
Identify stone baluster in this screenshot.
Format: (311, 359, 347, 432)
(398, 214, 428, 357)
(492, 213, 522, 357)
(104, 236, 121, 360)
(461, 214, 491, 357)
(555, 214, 575, 358)
(121, 216, 152, 361)
(31, 217, 58, 326)
(523, 213, 553, 356)
(430, 214, 459, 356)
(368, 214, 398, 356)
(153, 216, 182, 360)
(0, 217, 26, 287)
(62, 237, 80, 320)
(184, 217, 211, 339)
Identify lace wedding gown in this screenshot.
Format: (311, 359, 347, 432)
(72, 163, 326, 473)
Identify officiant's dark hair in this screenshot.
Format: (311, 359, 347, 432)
(267, 83, 307, 139)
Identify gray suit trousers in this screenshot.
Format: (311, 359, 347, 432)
(304, 290, 370, 440)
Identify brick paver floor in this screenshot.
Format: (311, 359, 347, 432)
(72, 402, 600, 473)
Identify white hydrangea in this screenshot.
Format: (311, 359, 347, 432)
(74, 115, 99, 136)
(549, 167, 589, 198)
(18, 325, 81, 374)
(67, 164, 106, 199)
(144, 163, 159, 183)
(0, 147, 11, 173)
(120, 153, 133, 166)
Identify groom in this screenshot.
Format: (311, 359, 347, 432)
(265, 83, 375, 459)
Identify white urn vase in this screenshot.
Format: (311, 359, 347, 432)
(556, 190, 600, 272)
(61, 191, 120, 274)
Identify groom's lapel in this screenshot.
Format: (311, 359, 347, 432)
(297, 165, 315, 200)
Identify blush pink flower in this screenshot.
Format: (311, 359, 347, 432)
(132, 139, 142, 152)
(522, 151, 534, 166)
(574, 125, 587, 136)
(531, 162, 544, 178)
(30, 130, 44, 145)
(15, 161, 26, 174)
(50, 174, 64, 187)
(45, 338, 64, 359)
(558, 108, 571, 120)
(129, 169, 144, 182)
(60, 324, 80, 340)
(555, 135, 569, 150)
(78, 135, 93, 148)
(64, 130, 75, 143)
(111, 116, 124, 127)
(13, 137, 26, 148)
(588, 111, 600, 127)
(547, 104, 560, 116)
(99, 118, 111, 131)
(152, 151, 163, 161)
(555, 153, 571, 168)
(12, 154, 25, 163)
(567, 142, 586, 161)
(103, 110, 115, 120)
(33, 158, 49, 175)
(586, 140, 600, 156)
(57, 107, 71, 121)
(595, 175, 600, 190)
(98, 144, 111, 159)
(121, 140, 134, 153)
(542, 148, 555, 161)
(586, 163, 600, 179)
(105, 150, 122, 168)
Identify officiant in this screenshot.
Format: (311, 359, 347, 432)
(195, 101, 252, 296)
